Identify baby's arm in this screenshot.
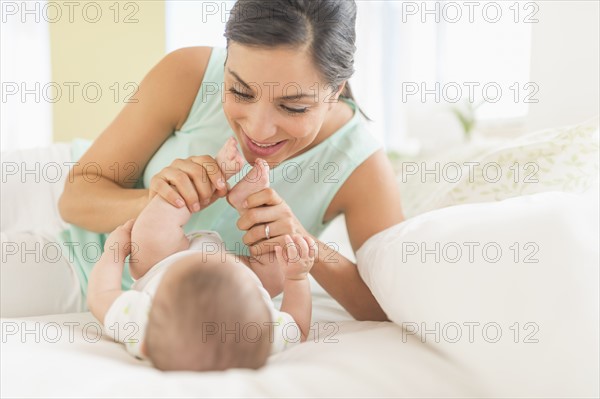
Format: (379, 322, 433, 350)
(88, 219, 135, 323)
(238, 253, 284, 298)
(276, 234, 316, 342)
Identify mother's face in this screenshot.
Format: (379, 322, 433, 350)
(222, 42, 341, 166)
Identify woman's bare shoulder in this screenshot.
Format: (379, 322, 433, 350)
(158, 46, 215, 130)
(66, 46, 216, 189)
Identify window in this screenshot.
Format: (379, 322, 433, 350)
(1, 0, 53, 151)
(439, 1, 533, 120)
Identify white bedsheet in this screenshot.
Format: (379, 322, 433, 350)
(0, 285, 482, 398)
(2, 135, 598, 397)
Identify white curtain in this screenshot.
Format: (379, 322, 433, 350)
(354, 1, 532, 152)
(353, 1, 425, 152)
(1, 0, 53, 152)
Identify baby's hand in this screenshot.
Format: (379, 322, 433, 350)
(275, 234, 316, 281)
(102, 219, 135, 263)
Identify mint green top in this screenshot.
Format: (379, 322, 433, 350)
(58, 46, 382, 296)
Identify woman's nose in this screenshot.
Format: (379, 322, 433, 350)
(245, 105, 277, 141)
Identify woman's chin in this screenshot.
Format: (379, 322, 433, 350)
(242, 153, 281, 168)
(240, 146, 288, 167)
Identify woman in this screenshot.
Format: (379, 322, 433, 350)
(3, 0, 403, 320)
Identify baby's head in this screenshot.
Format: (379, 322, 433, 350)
(144, 252, 272, 371)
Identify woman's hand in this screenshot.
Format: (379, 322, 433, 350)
(236, 187, 311, 258)
(148, 156, 229, 213)
(149, 139, 246, 214)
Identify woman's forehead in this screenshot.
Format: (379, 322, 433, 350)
(226, 43, 325, 89)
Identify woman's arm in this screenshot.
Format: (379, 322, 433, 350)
(312, 149, 404, 320)
(58, 47, 214, 233)
(239, 150, 403, 321)
(309, 239, 388, 321)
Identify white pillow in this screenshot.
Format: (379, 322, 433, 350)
(357, 191, 599, 397)
(1, 143, 72, 233)
(398, 117, 599, 217)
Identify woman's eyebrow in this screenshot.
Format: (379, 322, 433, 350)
(227, 68, 315, 101)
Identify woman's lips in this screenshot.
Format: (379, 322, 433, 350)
(242, 131, 287, 157)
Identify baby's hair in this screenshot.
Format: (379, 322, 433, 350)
(145, 260, 272, 371)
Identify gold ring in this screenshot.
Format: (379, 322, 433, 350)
(264, 224, 270, 240)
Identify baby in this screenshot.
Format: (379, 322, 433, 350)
(87, 137, 315, 371)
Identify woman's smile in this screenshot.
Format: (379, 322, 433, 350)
(240, 128, 289, 159)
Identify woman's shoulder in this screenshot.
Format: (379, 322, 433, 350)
(156, 46, 217, 130)
(159, 46, 220, 82)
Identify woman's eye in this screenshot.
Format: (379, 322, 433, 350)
(228, 88, 252, 100)
(282, 105, 308, 115)
(228, 87, 308, 115)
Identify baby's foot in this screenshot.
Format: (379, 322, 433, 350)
(227, 158, 270, 211)
(215, 136, 246, 181)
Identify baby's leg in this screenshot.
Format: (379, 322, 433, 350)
(129, 196, 191, 280)
(227, 156, 276, 292)
(216, 136, 246, 182)
(227, 158, 270, 212)
(130, 137, 245, 279)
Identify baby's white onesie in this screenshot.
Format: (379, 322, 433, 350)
(103, 230, 299, 359)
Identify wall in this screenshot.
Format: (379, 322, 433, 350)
(49, 0, 165, 142)
(46, 1, 599, 145)
(526, 0, 600, 132)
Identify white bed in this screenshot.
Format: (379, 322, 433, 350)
(1, 119, 599, 398)
(1, 287, 481, 398)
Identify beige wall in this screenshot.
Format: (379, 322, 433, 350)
(49, 0, 165, 142)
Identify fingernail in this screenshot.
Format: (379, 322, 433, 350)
(202, 199, 210, 206)
(242, 200, 248, 209)
(217, 178, 225, 188)
(175, 199, 185, 207)
(193, 202, 201, 212)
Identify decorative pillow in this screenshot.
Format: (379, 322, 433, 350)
(356, 190, 599, 397)
(397, 118, 599, 217)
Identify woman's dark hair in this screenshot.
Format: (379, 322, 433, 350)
(223, 0, 371, 121)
